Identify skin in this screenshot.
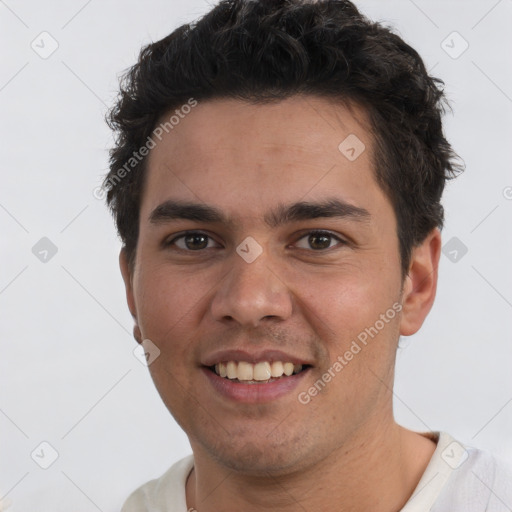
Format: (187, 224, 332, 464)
(120, 95, 441, 511)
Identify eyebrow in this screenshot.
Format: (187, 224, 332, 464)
(149, 198, 371, 228)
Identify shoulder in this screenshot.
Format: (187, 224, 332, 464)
(121, 454, 194, 512)
(402, 432, 512, 512)
(450, 442, 512, 511)
(433, 432, 512, 511)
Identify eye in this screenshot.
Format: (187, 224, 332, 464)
(166, 231, 221, 251)
(294, 230, 346, 251)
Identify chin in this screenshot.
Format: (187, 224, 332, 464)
(217, 447, 302, 476)
(196, 427, 316, 477)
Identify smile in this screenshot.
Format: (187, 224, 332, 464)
(211, 361, 305, 383)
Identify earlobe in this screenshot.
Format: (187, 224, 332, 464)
(119, 249, 142, 343)
(133, 325, 142, 344)
(399, 229, 441, 337)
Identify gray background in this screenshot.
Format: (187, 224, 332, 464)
(1, 0, 511, 510)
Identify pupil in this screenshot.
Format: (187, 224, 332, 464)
(310, 233, 330, 250)
(185, 234, 208, 250)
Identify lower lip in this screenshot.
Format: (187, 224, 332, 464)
(201, 367, 310, 404)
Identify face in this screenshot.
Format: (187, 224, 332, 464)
(121, 95, 439, 476)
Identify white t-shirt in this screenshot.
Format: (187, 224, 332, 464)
(121, 432, 512, 511)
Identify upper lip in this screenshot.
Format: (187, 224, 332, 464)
(201, 349, 313, 367)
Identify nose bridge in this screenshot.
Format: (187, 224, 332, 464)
(210, 248, 292, 326)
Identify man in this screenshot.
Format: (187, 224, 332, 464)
(103, 0, 511, 510)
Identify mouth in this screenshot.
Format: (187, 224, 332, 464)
(207, 361, 309, 384)
(201, 349, 313, 403)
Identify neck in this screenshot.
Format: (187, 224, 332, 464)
(185, 421, 436, 512)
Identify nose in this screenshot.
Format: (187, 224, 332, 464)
(210, 250, 293, 327)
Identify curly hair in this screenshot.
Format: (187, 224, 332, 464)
(104, 0, 463, 275)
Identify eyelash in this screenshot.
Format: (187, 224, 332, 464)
(164, 230, 347, 252)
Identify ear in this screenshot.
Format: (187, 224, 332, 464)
(399, 228, 441, 336)
(119, 249, 142, 344)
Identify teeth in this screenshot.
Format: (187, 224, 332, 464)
(253, 362, 271, 381)
(283, 362, 294, 376)
(226, 361, 237, 379)
(270, 361, 283, 377)
(213, 361, 304, 381)
(237, 361, 253, 381)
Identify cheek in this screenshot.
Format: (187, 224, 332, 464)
(301, 271, 400, 409)
(133, 265, 208, 346)
(132, 267, 208, 419)
(294, 266, 401, 382)
(295, 265, 394, 332)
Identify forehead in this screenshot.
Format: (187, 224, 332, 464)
(141, 96, 388, 224)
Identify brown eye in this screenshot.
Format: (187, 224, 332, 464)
(183, 233, 209, 250)
(167, 232, 220, 251)
(295, 231, 345, 251)
(308, 233, 331, 250)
